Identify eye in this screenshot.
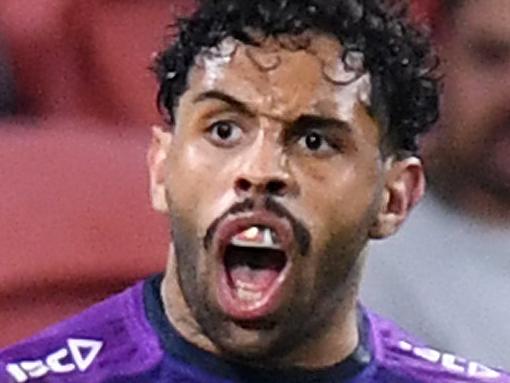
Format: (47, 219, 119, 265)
(297, 131, 337, 154)
(468, 38, 510, 69)
(207, 120, 242, 147)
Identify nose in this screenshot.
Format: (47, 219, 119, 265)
(233, 140, 295, 198)
(235, 175, 289, 197)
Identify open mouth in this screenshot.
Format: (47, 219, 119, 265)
(216, 222, 292, 321)
(226, 226, 287, 301)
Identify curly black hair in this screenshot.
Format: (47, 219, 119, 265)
(154, 0, 440, 153)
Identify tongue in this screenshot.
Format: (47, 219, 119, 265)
(225, 247, 285, 292)
(229, 265, 279, 292)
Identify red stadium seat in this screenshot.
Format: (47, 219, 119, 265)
(0, 0, 199, 347)
(0, 0, 195, 125)
(0, 119, 168, 347)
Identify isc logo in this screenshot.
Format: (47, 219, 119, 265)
(398, 340, 501, 379)
(5, 338, 103, 382)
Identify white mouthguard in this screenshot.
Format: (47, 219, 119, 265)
(230, 226, 280, 249)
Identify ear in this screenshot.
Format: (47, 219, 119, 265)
(369, 156, 425, 239)
(147, 125, 173, 213)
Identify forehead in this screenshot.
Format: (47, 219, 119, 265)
(183, 33, 371, 122)
(453, 0, 510, 38)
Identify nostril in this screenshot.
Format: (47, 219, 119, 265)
(235, 178, 252, 192)
(266, 180, 287, 195)
(235, 177, 288, 196)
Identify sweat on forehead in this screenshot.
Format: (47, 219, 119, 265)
(154, 0, 439, 152)
(198, 34, 367, 82)
(187, 35, 372, 123)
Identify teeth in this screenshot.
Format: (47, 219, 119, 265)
(264, 228, 273, 246)
(243, 226, 260, 240)
(230, 226, 281, 249)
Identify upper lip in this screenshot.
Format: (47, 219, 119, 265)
(212, 210, 294, 261)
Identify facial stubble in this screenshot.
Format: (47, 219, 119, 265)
(166, 196, 376, 366)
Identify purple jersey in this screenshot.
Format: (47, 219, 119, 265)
(1, 277, 508, 383)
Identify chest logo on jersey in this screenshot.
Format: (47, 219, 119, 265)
(399, 340, 501, 379)
(5, 338, 103, 382)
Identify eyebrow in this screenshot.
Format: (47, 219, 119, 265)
(193, 91, 254, 116)
(194, 91, 352, 133)
(291, 114, 352, 133)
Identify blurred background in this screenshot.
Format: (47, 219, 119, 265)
(0, 0, 194, 347)
(1, 0, 509, 371)
(363, 0, 510, 370)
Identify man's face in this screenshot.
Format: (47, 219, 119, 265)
(155, 33, 393, 360)
(436, 0, 510, 199)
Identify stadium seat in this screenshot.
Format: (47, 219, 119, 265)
(0, 0, 195, 125)
(0, 0, 199, 348)
(0, 119, 168, 347)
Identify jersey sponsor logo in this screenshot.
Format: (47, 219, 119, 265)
(5, 338, 103, 382)
(398, 340, 501, 379)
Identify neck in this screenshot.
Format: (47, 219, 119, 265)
(277, 301, 359, 369)
(161, 247, 360, 370)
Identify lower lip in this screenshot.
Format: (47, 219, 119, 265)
(216, 262, 290, 321)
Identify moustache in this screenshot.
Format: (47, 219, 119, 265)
(204, 197, 311, 256)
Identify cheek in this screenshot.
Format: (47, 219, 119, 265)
(167, 141, 239, 234)
(166, 144, 213, 219)
(445, 66, 495, 133)
(295, 161, 379, 249)
(442, 90, 487, 158)
(449, 82, 482, 115)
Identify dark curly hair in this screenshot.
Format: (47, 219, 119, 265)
(154, 0, 440, 153)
